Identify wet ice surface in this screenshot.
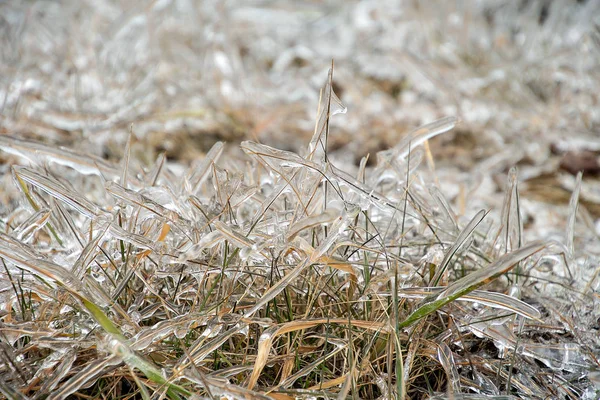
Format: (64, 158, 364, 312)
(1, 1, 600, 399)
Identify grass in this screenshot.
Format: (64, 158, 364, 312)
(0, 68, 598, 400)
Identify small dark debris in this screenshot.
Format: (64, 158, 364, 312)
(538, 2, 550, 25)
(559, 150, 600, 176)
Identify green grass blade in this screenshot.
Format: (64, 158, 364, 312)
(399, 241, 547, 329)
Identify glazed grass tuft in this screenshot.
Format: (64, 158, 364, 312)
(0, 69, 597, 400)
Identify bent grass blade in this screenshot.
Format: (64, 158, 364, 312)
(0, 135, 129, 183)
(11, 208, 51, 242)
(399, 241, 547, 329)
(396, 287, 541, 320)
(13, 166, 102, 219)
(47, 355, 120, 400)
(174, 323, 249, 375)
(377, 116, 458, 166)
(13, 173, 63, 245)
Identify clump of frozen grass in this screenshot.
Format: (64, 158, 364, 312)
(0, 69, 598, 400)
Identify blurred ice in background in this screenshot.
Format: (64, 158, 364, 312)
(1, 0, 599, 228)
(1, 1, 597, 151)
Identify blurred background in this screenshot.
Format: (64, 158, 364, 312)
(1, 0, 600, 227)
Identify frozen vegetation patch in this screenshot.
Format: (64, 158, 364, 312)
(1, 1, 600, 399)
(0, 69, 599, 399)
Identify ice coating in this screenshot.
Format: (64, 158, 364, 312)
(0, 136, 126, 181)
(1, 122, 595, 398)
(184, 141, 225, 196)
(12, 208, 51, 242)
(307, 66, 347, 165)
(13, 166, 103, 219)
(0, 44, 597, 397)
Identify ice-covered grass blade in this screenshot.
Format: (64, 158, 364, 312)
(399, 241, 546, 329)
(566, 171, 583, 259)
(431, 209, 487, 286)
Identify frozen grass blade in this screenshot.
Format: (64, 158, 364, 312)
(12, 172, 63, 245)
(247, 172, 303, 235)
(437, 342, 460, 394)
(120, 129, 133, 188)
(47, 356, 120, 400)
(0, 136, 128, 182)
(38, 349, 76, 395)
(499, 167, 523, 255)
(106, 338, 191, 398)
(431, 209, 487, 286)
(11, 208, 51, 241)
(307, 64, 346, 164)
(0, 382, 30, 400)
(377, 116, 458, 166)
(438, 241, 547, 300)
(566, 171, 582, 259)
(286, 209, 338, 240)
(105, 181, 187, 225)
(429, 186, 459, 234)
(71, 220, 111, 279)
(13, 166, 102, 219)
(174, 323, 249, 374)
(185, 141, 225, 195)
(213, 220, 255, 249)
(145, 151, 166, 186)
(242, 140, 310, 171)
(243, 204, 359, 319)
(399, 241, 546, 329)
(396, 287, 541, 320)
